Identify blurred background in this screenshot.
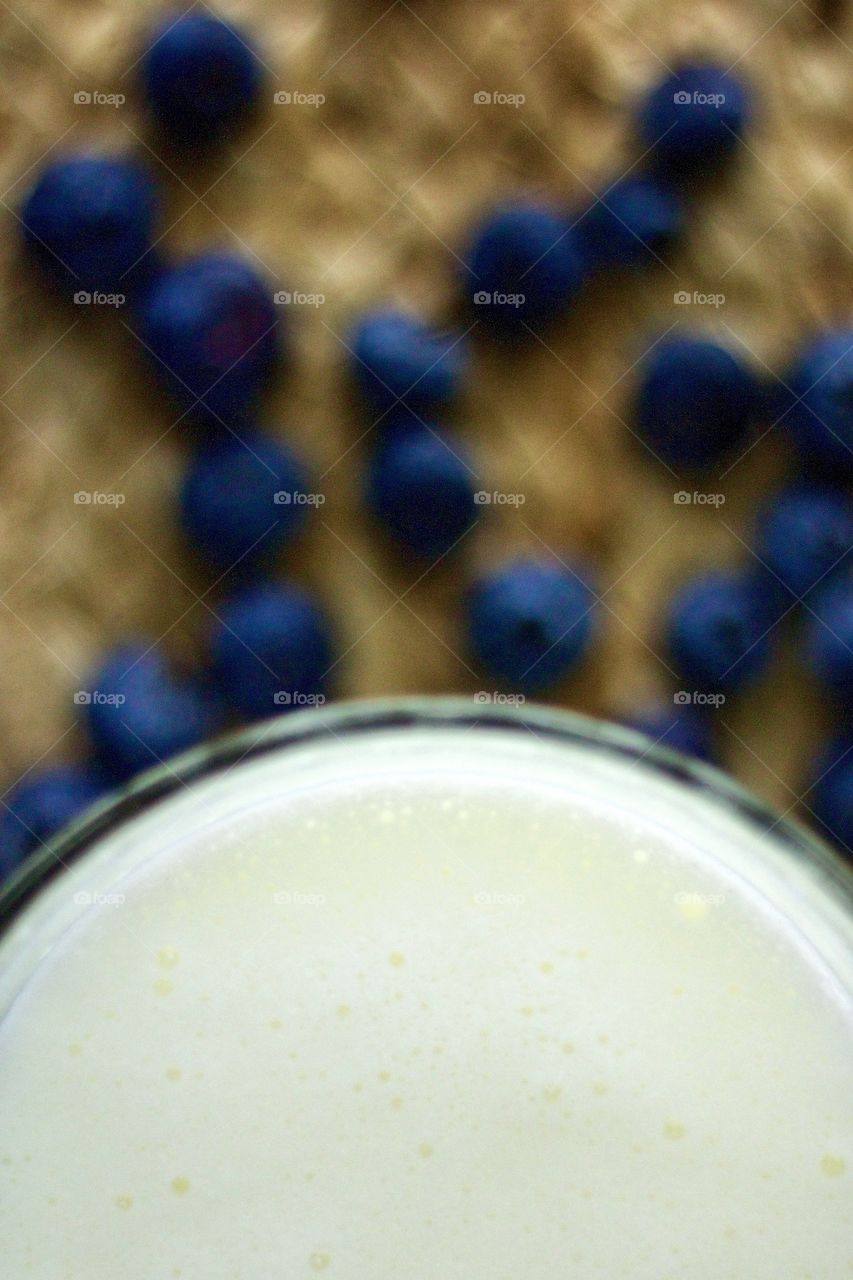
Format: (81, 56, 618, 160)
(0, 0, 851, 838)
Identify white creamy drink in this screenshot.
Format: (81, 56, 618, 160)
(0, 706, 851, 1279)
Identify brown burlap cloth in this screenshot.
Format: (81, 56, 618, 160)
(0, 0, 851, 821)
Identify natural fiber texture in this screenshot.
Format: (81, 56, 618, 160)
(0, 0, 851, 819)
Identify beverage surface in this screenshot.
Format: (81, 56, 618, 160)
(0, 726, 850, 1278)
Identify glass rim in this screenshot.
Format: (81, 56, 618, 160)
(2, 695, 851, 930)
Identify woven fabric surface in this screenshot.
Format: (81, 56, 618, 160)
(0, 0, 851, 819)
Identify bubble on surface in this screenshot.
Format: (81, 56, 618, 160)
(663, 1122, 686, 1140)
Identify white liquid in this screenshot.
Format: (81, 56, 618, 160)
(0, 719, 851, 1279)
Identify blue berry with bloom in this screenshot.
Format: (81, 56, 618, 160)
(0, 764, 105, 883)
(636, 335, 761, 468)
(667, 570, 770, 692)
(136, 252, 280, 423)
(805, 579, 853, 706)
(209, 581, 332, 721)
(350, 309, 467, 415)
(365, 425, 478, 558)
(83, 645, 222, 782)
(468, 558, 597, 692)
(811, 738, 853, 855)
(141, 12, 261, 145)
(755, 482, 853, 601)
(577, 175, 683, 269)
(638, 62, 750, 176)
(783, 330, 853, 474)
(465, 201, 586, 332)
(180, 430, 310, 574)
(623, 701, 715, 762)
(21, 153, 158, 294)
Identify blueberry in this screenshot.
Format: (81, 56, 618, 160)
(464, 201, 586, 332)
(637, 62, 750, 176)
(83, 645, 222, 782)
(667, 570, 771, 692)
(209, 581, 332, 720)
(141, 12, 261, 146)
(783, 330, 853, 474)
(577, 175, 683, 269)
(0, 764, 104, 882)
(21, 153, 158, 293)
(349, 309, 467, 415)
(623, 702, 715, 762)
(754, 483, 853, 602)
(365, 425, 479, 558)
(636, 335, 761, 468)
(468, 558, 597, 692)
(180, 430, 310, 574)
(811, 738, 853, 855)
(805, 579, 853, 706)
(135, 252, 280, 422)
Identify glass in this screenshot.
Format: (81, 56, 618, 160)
(2, 697, 851, 1280)
(2, 695, 851, 938)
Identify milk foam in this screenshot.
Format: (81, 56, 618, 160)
(0, 723, 850, 1278)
